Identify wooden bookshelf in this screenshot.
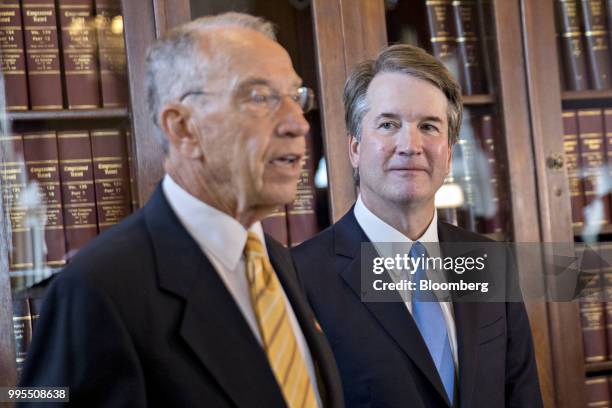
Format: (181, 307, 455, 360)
(586, 361, 612, 375)
(463, 94, 495, 105)
(7, 108, 129, 122)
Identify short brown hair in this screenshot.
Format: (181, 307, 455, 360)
(343, 44, 463, 146)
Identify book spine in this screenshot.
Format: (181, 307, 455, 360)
(578, 109, 611, 224)
(454, 134, 477, 231)
(124, 129, 138, 210)
(426, 0, 459, 81)
(476, 0, 495, 93)
(57, 131, 98, 259)
(579, 266, 608, 363)
(581, 0, 612, 89)
(90, 129, 131, 232)
(261, 207, 289, 247)
(287, 131, 318, 247)
(563, 110, 587, 226)
(605, 108, 612, 218)
(601, 242, 612, 359)
(0, 134, 33, 274)
(0, 1, 29, 110)
(28, 297, 43, 333)
(22, 0, 63, 110)
(607, 0, 612, 53)
(57, 0, 100, 108)
(555, 0, 590, 90)
(23, 131, 67, 268)
(585, 376, 611, 407)
(95, 0, 127, 107)
(476, 114, 504, 233)
(451, 0, 486, 95)
(11, 297, 32, 379)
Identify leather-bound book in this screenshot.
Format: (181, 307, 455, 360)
(23, 131, 67, 267)
(600, 242, 612, 359)
(287, 129, 318, 247)
(57, 0, 100, 108)
(11, 297, 32, 379)
(585, 376, 611, 407)
(555, 0, 590, 90)
(476, 0, 495, 94)
(0, 134, 33, 274)
(563, 110, 587, 226)
(57, 131, 98, 259)
(605, 108, 612, 227)
(475, 114, 504, 234)
(95, 0, 128, 107)
(22, 0, 63, 110)
(28, 296, 43, 333)
(579, 264, 607, 363)
(124, 129, 138, 211)
(90, 129, 132, 232)
(451, 0, 486, 95)
(0, 1, 29, 110)
(578, 109, 610, 224)
(607, 0, 612, 49)
(425, 1, 459, 82)
(581, 0, 612, 89)
(261, 207, 289, 247)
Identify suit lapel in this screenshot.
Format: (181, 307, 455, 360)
(335, 210, 451, 406)
(438, 223, 480, 408)
(144, 186, 286, 408)
(266, 236, 342, 408)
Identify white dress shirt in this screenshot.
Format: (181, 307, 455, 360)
(354, 195, 459, 368)
(162, 175, 321, 406)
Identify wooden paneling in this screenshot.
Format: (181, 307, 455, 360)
(520, 0, 585, 407)
(122, 0, 164, 205)
(493, 1, 557, 407)
(311, 0, 387, 222)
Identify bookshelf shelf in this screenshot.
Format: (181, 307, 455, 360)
(562, 90, 612, 102)
(463, 94, 495, 105)
(7, 108, 129, 122)
(586, 361, 612, 375)
(573, 224, 612, 238)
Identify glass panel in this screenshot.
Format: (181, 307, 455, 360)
(190, 0, 327, 247)
(385, 0, 510, 240)
(0, 0, 135, 380)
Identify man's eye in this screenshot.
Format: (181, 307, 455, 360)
(378, 122, 397, 130)
(420, 123, 439, 133)
(249, 92, 269, 103)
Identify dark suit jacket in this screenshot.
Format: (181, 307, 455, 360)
(19, 186, 344, 408)
(292, 210, 542, 408)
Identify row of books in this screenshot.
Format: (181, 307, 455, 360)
(438, 111, 506, 235)
(586, 375, 612, 407)
(261, 132, 318, 248)
(563, 108, 612, 227)
(0, 128, 134, 285)
(0, 0, 128, 111)
(11, 295, 41, 378)
(556, 0, 612, 91)
(425, 0, 491, 95)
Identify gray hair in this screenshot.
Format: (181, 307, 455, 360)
(144, 12, 276, 152)
(343, 44, 463, 146)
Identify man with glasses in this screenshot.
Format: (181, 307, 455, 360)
(19, 13, 342, 407)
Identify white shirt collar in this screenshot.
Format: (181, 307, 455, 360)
(162, 175, 266, 271)
(354, 194, 439, 244)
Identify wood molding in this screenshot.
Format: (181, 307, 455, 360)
(520, 0, 585, 407)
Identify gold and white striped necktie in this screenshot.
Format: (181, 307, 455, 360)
(244, 231, 318, 408)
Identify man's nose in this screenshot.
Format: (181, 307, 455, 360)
(276, 97, 310, 138)
(397, 124, 423, 154)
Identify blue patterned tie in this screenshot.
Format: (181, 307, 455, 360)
(410, 241, 455, 403)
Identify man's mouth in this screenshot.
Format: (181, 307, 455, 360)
(271, 154, 302, 167)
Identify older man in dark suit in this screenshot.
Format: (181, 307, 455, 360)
(19, 12, 343, 408)
(292, 44, 542, 407)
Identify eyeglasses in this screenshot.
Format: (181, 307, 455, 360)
(179, 85, 315, 116)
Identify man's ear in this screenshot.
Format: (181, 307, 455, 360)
(348, 134, 360, 168)
(159, 103, 202, 159)
(446, 142, 453, 175)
